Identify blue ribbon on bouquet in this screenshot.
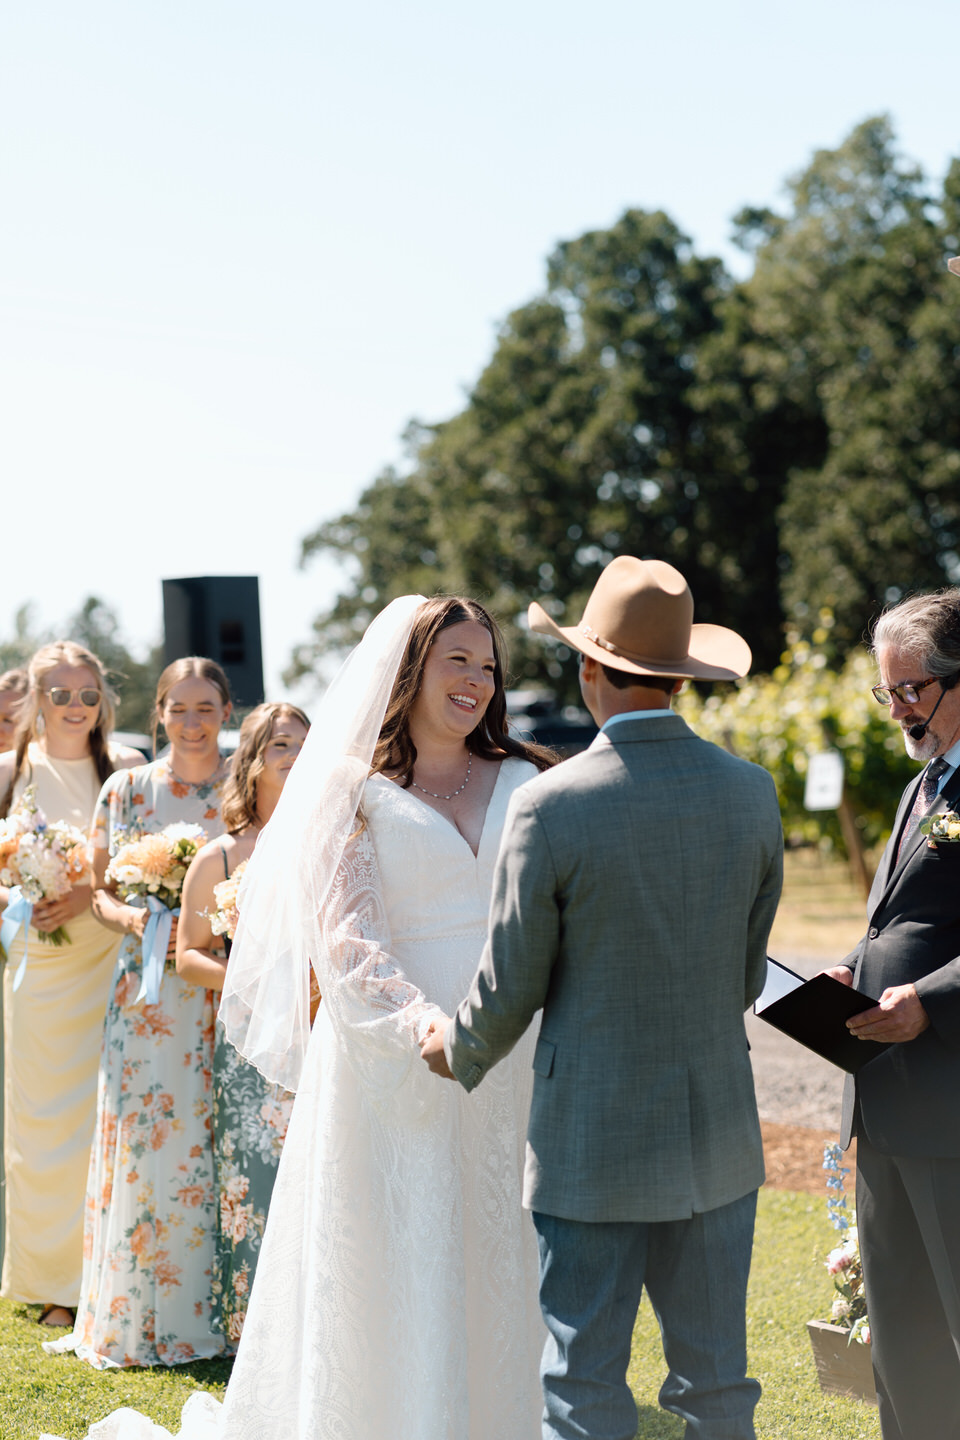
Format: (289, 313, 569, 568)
(135, 898, 179, 1006)
(1, 886, 34, 992)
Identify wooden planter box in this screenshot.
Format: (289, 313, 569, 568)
(806, 1320, 877, 1405)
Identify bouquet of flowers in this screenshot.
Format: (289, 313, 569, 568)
(0, 784, 89, 946)
(106, 822, 207, 908)
(106, 822, 206, 1005)
(822, 1142, 870, 1344)
(207, 859, 248, 941)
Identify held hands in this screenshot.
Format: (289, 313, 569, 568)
(419, 1017, 455, 1080)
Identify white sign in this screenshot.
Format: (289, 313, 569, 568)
(804, 749, 845, 811)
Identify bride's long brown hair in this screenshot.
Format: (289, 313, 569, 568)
(370, 596, 556, 783)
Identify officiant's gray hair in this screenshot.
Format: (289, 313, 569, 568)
(872, 588, 960, 678)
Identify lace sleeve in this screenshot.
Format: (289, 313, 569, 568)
(315, 829, 445, 1087)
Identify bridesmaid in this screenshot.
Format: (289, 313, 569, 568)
(0, 643, 141, 1327)
(46, 657, 232, 1368)
(0, 664, 26, 1277)
(0, 667, 27, 752)
(176, 701, 309, 1346)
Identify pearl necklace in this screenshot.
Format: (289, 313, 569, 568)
(410, 753, 472, 801)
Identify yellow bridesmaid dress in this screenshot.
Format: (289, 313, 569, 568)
(1, 742, 124, 1307)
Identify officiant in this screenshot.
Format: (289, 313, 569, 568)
(823, 586, 960, 1438)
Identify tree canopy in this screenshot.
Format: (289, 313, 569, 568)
(0, 598, 162, 735)
(291, 117, 960, 702)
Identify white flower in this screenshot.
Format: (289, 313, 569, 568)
(163, 823, 206, 845)
(112, 864, 144, 887)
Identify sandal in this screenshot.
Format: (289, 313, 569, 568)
(38, 1303, 75, 1328)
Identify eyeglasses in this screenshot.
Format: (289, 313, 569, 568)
(871, 675, 940, 706)
(44, 687, 101, 708)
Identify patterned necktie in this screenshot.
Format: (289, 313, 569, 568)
(897, 756, 950, 860)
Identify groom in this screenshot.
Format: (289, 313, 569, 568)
(421, 555, 783, 1440)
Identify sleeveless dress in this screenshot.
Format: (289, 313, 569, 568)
(211, 845, 295, 1345)
(44, 756, 228, 1369)
(41, 756, 546, 1440)
(1, 744, 127, 1306)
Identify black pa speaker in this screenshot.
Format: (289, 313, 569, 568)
(162, 576, 265, 708)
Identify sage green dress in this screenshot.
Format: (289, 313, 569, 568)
(211, 847, 294, 1346)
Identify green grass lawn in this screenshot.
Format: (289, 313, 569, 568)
(3, 1187, 878, 1440)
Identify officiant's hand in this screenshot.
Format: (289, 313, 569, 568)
(420, 1019, 455, 1080)
(846, 983, 930, 1043)
(819, 966, 854, 986)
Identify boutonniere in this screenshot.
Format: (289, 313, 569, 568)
(919, 811, 960, 848)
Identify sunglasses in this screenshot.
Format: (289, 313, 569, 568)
(45, 687, 101, 708)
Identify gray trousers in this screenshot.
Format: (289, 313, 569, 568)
(857, 1133, 960, 1440)
(533, 1193, 760, 1440)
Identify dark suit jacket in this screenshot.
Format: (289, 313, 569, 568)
(840, 764, 960, 1156)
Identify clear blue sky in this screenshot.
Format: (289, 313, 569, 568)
(2, 0, 958, 701)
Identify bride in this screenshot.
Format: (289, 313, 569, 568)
(45, 595, 555, 1440)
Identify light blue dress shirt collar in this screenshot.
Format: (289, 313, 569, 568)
(601, 707, 674, 734)
(932, 735, 960, 790)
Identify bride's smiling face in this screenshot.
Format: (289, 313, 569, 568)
(410, 621, 496, 741)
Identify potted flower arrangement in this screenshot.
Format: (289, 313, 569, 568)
(806, 1142, 876, 1405)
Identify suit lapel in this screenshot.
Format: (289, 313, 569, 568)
(869, 773, 921, 915)
(871, 765, 960, 916)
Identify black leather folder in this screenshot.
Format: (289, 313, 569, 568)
(754, 958, 890, 1074)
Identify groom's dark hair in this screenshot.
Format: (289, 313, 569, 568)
(601, 663, 676, 695)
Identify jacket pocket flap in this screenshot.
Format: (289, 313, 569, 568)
(532, 1036, 555, 1077)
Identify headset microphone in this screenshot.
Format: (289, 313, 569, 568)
(908, 672, 960, 741)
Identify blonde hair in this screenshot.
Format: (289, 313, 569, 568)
(221, 702, 310, 834)
(151, 656, 232, 755)
(1, 642, 119, 818)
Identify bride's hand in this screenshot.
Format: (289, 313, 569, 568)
(419, 1018, 455, 1080)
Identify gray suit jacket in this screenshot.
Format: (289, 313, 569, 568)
(446, 713, 783, 1223)
(840, 764, 960, 1156)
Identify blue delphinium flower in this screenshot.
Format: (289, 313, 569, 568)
(823, 1142, 851, 1233)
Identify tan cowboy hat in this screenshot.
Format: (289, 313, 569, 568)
(949, 257, 960, 277)
(528, 555, 752, 681)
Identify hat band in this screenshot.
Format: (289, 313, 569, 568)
(579, 623, 686, 670)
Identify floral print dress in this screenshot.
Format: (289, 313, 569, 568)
(211, 1022, 294, 1345)
(202, 846, 297, 1344)
(46, 757, 228, 1369)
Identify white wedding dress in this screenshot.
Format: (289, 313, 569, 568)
(43, 758, 544, 1440)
